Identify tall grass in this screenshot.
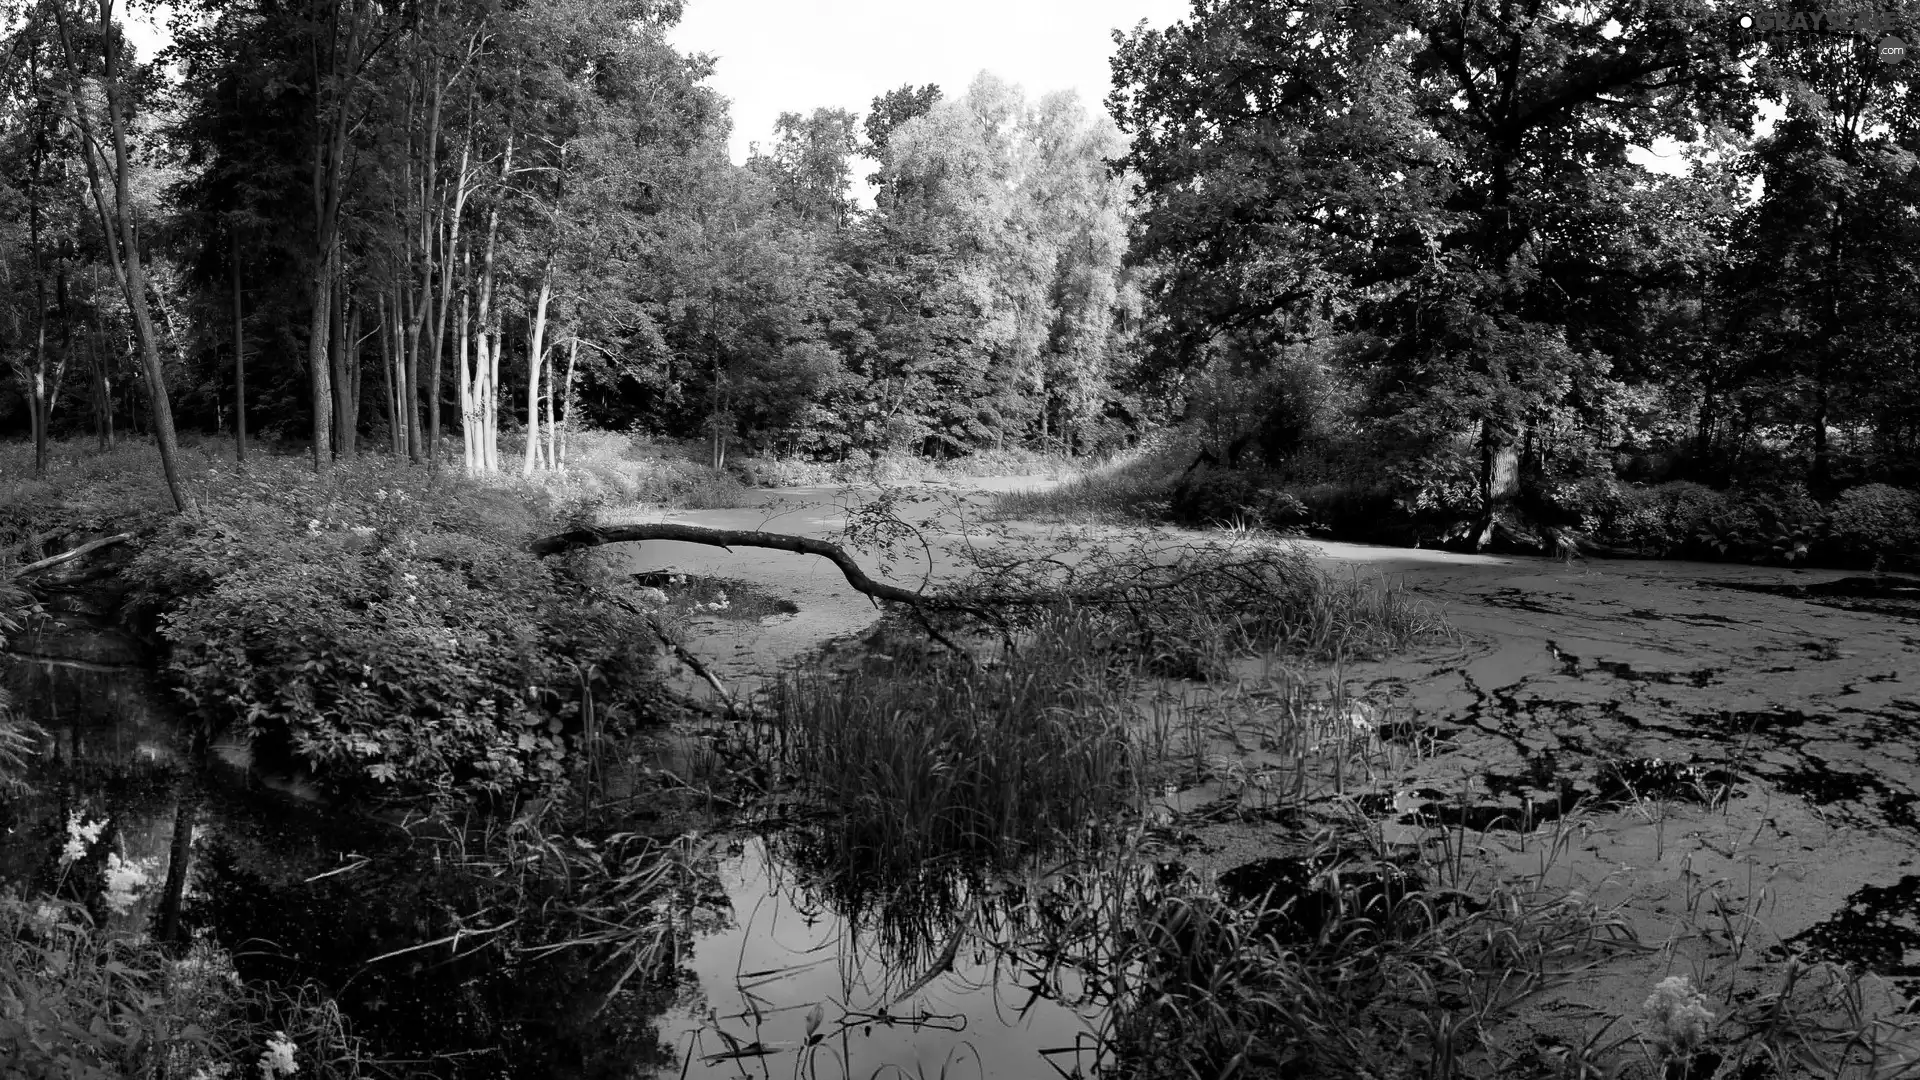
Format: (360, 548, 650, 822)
(953, 531, 1454, 676)
(769, 608, 1143, 879)
(989, 438, 1192, 523)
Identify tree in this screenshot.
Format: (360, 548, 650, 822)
(51, 0, 186, 510)
(1111, 0, 1754, 544)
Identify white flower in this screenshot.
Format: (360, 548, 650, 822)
(635, 587, 668, 608)
(259, 1032, 299, 1078)
(60, 811, 107, 867)
(350, 525, 375, 536)
(306, 519, 321, 534)
(1642, 975, 1714, 1052)
(402, 573, 418, 585)
(103, 852, 155, 915)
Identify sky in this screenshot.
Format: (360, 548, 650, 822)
(113, 0, 1736, 191)
(666, 0, 1195, 199)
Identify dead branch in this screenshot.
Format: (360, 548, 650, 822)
(530, 524, 944, 610)
(12, 532, 134, 580)
(599, 588, 741, 714)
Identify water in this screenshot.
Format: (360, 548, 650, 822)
(1, 645, 1118, 1079)
(656, 834, 1107, 1079)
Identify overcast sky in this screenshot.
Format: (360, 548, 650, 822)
(116, 0, 1726, 190)
(667, 0, 1194, 192)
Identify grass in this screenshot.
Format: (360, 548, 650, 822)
(0, 892, 371, 1079)
(766, 607, 1145, 880)
(948, 528, 1455, 677)
(988, 438, 1191, 524)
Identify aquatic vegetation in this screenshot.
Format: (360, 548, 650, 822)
(770, 610, 1144, 878)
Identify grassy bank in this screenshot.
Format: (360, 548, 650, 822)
(995, 433, 1920, 572)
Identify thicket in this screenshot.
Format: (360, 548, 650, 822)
(94, 452, 673, 799)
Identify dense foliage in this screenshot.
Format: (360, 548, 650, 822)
(2, 0, 1919, 548)
(120, 457, 668, 797)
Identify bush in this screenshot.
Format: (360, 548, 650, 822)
(124, 464, 667, 799)
(1829, 483, 1920, 564)
(1603, 481, 1730, 556)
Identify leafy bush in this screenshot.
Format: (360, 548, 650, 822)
(1829, 483, 1920, 564)
(124, 464, 667, 799)
(1602, 481, 1731, 556)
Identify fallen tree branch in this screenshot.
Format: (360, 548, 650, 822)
(530, 524, 945, 611)
(12, 532, 134, 580)
(599, 588, 741, 715)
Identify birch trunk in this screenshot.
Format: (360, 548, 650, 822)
(521, 263, 552, 475)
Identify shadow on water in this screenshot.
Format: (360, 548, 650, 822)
(1, 645, 1155, 1078)
(1705, 574, 1920, 621)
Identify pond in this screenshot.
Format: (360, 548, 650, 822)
(11, 481, 1920, 1077)
(1, 639, 1135, 1079)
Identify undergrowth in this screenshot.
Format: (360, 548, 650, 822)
(0, 894, 368, 1080)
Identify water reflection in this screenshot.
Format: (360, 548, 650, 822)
(3, 649, 1150, 1080)
(655, 832, 1141, 1080)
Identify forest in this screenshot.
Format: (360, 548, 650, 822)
(3, 0, 1919, 563)
(8, 0, 1920, 1078)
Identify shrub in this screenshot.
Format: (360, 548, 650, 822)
(124, 467, 666, 799)
(1829, 483, 1920, 564)
(1603, 481, 1729, 556)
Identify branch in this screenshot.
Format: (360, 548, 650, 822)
(529, 524, 938, 609)
(13, 532, 133, 580)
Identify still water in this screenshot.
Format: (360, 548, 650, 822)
(2, 648, 1119, 1079)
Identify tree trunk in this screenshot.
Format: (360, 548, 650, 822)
(330, 273, 353, 457)
(1473, 419, 1520, 552)
(548, 336, 567, 469)
(232, 230, 247, 464)
(344, 298, 362, 456)
(560, 336, 577, 467)
(378, 292, 397, 455)
(309, 253, 335, 473)
(458, 281, 475, 472)
(55, 0, 185, 511)
(402, 282, 423, 464)
(522, 263, 552, 476)
(484, 323, 501, 472)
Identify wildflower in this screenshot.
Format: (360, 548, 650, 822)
(1642, 975, 1714, 1054)
(306, 519, 321, 534)
(258, 1032, 299, 1078)
(402, 573, 418, 585)
(60, 811, 107, 867)
(103, 852, 154, 915)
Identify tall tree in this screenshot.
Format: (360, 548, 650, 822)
(51, 0, 186, 510)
